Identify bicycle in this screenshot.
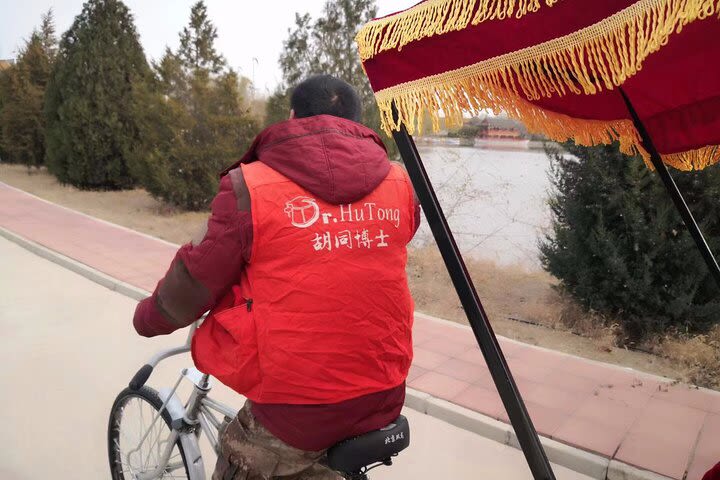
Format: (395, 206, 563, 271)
(107, 320, 410, 480)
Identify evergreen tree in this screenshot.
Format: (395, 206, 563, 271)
(264, 86, 290, 126)
(130, 1, 258, 210)
(0, 10, 56, 168)
(268, 1, 397, 157)
(0, 69, 8, 161)
(39, 11, 59, 59)
(44, 0, 151, 189)
(541, 141, 720, 341)
(178, 1, 225, 74)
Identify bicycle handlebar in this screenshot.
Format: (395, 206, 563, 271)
(128, 318, 203, 390)
(129, 364, 154, 390)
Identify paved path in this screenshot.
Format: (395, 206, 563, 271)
(1, 182, 720, 479)
(0, 236, 593, 480)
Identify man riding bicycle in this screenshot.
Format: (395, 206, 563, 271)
(133, 74, 419, 480)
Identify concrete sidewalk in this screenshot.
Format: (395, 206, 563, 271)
(1, 181, 720, 479)
(0, 236, 593, 480)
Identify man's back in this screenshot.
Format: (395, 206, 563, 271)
(193, 115, 417, 449)
(133, 75, 420, 479)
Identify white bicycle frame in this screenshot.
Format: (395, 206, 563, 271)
(131, 320, 238, 480)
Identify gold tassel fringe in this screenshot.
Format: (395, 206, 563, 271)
(356, 0, 559, 61)
(661, 146, 720, 171)
(370, 0, 720, 170)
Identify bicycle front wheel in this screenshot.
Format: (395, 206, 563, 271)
(108, 386, 191, 480)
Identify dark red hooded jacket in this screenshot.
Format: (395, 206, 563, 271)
(133, 115, 420, 451)
(704, 463, 720, 480)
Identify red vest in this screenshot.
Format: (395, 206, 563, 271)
(192, 162, 415, 404)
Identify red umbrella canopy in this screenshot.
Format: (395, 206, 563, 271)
(357, 0, 720, 170)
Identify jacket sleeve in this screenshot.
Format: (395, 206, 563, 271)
(704, 463, 720, 480)
(133, 170, 252, 337)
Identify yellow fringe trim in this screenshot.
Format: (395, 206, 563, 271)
(356, 0, 560, 61)
(370, 0, 720, 170)
(661, 146, 720, 171)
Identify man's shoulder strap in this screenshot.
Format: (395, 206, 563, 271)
(240, 161, 291, 187)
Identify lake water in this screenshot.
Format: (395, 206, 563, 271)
(411, 145, 554, 268)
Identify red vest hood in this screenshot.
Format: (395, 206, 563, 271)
(223, 115, 391, 205)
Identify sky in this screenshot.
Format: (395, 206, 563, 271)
(0, 0, 414, 95)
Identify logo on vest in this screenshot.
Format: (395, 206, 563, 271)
(284, 196, 320, 228)
(284, 198, 403, 252)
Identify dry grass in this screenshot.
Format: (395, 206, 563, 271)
(407, 247, 687, 382)
(408, 246, 562, 327)
(2, 163, 718, 388)
(653, 327, 720, 389)
(555, 301, 621, 353)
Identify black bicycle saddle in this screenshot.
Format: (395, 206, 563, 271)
(326, 415, 410, 475)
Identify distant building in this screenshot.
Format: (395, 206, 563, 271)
(469, 114, 528, 139)
(486, 127, 522, 139)
(0, 59, 14, 71)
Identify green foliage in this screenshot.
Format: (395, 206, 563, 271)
(0, 70, 7, 161)
(44, 0, 151, 189)
(178, 1, 225, 74)
(264, 87, 290, 127)
(129, 1, 258, 210)
(270, 1, 398, 158)
(448, 124, 482, 139)
(541, 141, 720, 341)
(0, 10, 56, 168)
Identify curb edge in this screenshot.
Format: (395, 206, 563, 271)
(0, 226, 150, 301)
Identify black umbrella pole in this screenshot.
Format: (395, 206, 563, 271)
(619, 88, 720, 289)
(391, 118, 556, 480)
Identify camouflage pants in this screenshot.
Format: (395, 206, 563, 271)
(212, 401, 342, 480)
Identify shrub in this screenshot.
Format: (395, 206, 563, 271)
(541, 141, 720, 342)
